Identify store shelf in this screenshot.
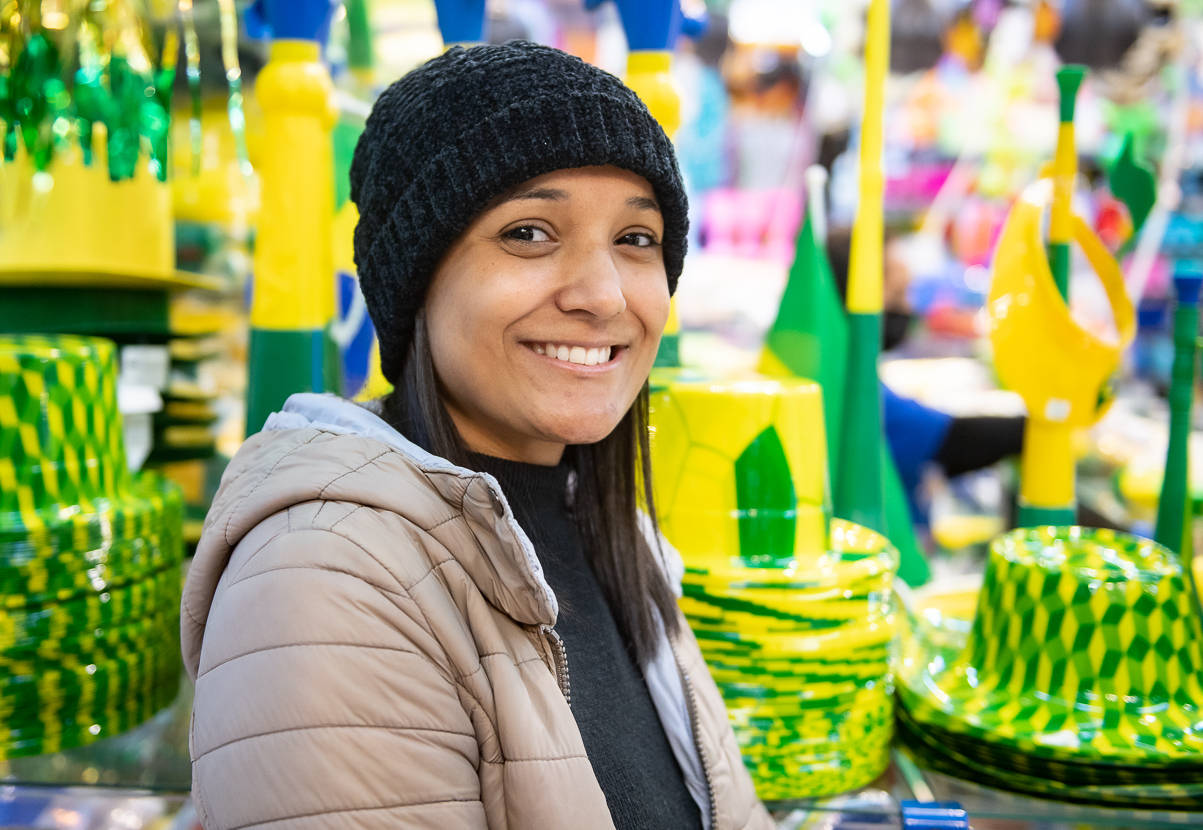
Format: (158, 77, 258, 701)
(0, 287, 175, 339)
(0, 268, 225, 293)
(3, 680, 1199, 828)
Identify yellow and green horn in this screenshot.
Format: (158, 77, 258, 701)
(833, 0, 889, 534)
(1048, 65, 1086, 301)
(246, 1, 341, 435)
(1155, 268, 1201, 555)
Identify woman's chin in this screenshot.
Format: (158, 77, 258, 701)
(539, 417, 622, 448)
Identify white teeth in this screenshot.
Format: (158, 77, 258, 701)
(535, 343, 615, 365)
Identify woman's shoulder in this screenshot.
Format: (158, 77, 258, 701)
(185, 425, 469, 652)
(213, 418, 462, 532)
(244, 495, 452, 588)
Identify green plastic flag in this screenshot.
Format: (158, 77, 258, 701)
(758, 209, 848, 492)
(1108, 133, 1157, 237)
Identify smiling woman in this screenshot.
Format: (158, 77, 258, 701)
(181, 40, 773, 830)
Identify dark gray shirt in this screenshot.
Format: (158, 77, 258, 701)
(471, 453, 703, 830)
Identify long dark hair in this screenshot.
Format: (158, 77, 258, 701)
(382, 311, 680, 665)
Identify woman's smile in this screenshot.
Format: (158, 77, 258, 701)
(524, 341, 625, 369)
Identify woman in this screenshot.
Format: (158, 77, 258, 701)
(182, 42, 772, 829)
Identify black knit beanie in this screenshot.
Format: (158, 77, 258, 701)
(350, 41, 689, 384)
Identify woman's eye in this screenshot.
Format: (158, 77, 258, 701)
(503, 225, 551, 243)
(618, 232, 659, 248)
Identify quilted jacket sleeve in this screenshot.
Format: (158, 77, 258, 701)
(189, 523, 486, 829)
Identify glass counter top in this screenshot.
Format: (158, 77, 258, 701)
(3, 681, 1200, 829)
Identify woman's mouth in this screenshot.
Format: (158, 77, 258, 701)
(526, 342, 622, 367)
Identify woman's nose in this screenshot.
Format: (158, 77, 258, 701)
(555, 246, 627, 319)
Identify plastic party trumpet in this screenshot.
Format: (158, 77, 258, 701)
(987, 180, 1135, 527)
(1154, 267, 1201, 556)
(244, 0, 341, 435)
(1047, 66, 1085, 301)
(585, 0, 705, 138)
(833, 0, 889, 535)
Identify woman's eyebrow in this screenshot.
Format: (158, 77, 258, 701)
(627, 196, 660, 212)
(499, 189, 660, 213)
(503, 187, 568, 203)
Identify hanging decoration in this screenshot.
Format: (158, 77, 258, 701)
(0, 0, 178, 182)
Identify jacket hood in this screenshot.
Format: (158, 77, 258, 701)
(181, 393, 559, 680)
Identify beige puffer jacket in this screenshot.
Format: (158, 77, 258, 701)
(182, 394, 773, 830)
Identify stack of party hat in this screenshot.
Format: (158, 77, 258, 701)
(0, 335, 185, 759)
(897, 526, 1203, 809)
(681, 520, 898, 799)
(650, 375, 899, 799)
(0, 289, 231, 546)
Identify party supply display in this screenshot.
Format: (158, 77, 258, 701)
(898, 525, 1203, 808)
(0, 335, 184, 759)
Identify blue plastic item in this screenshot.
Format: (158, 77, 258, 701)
(1162, 212, 1203, 260)
(245, 0, 339, 45)
(583, 0, 685, 51)
(1176, 265, 1203, 305)
(899, 800, 970, 829)
(680, 12, 709, 39)
(433, 0, 487, 44)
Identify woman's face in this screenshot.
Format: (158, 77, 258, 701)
(424, 165, 671, 465)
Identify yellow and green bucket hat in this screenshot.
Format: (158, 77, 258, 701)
(899, 526, 1203, 769)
